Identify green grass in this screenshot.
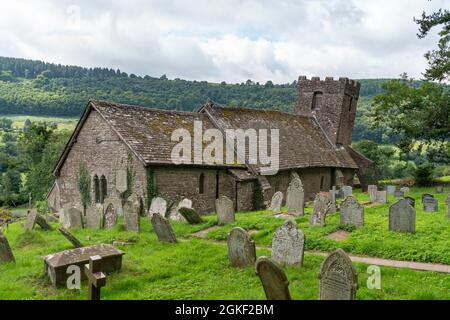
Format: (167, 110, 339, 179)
(1, 187, 450, 300)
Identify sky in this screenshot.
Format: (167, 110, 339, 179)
(0, 0, 447, 83)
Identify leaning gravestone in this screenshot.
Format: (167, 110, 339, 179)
(423, 197, 438, 213)
(404, 197, 416, 208)
(309, 193, 331, 226)
(368, 185, 378, 203)
(216, 196, 235, 224)
(318, 249, 358, 300)
(179, 207, 203, 224)
(375, 191, 387, 204)
(103, 203, 118, 229)
(86, 204, 103, 229)
(286, 178, 304, 216)
(168, 198, 192, 222)
(389, 199, 416, 233)
(58, 227, 83, 248)
(340, 196, 364, 227)
(269, 192, 283, 214)
(0, 231, 15, 264)
(435, 185, 444, 194)
(445, 194, 450, 218)
(25, 209, 38, 230)
(227, 227, 256, 267)
(342, 186, 353, 197)
(64, 207, 83, 229)
(148, 197, 167, 218)
(123, 198, 140, 232)
(151, 213, 177, 243)
(271, 220, 304, 266)
(255, 256, 291, 300)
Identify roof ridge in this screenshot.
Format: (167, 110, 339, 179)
(207, 103, 314, 119)
(90, 100, 202, 116)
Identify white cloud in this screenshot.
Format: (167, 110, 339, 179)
(0, 0, 446, 83)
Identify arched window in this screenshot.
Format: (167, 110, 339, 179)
(312, 91, 323, 110)
(100, 175, 107, 203)
(93, 175, 100, 203)
(199, 173, 205, 194)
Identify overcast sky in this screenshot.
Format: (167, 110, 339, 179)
(0, 0, 447, 83)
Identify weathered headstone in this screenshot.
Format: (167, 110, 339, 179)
(0, 231, 15, 264)
(168, 198, 192, 222)
(286, 178, 304, 216)
(340, 196, 364, 227)
(43, 244, 124, 287)
(268, 192, 283, 214)
(318, 249, 358, 300)
(103, 203, 118, 229)
(329, 187, 337, 214)
(123, 197, 140, 232)
(422, 194, 434, 203)
(386, 185, 396, 195)
(404, 197, 416, 208)
(368, 185, 378, 202)
(179, 207, 203, 224)
(435, 185, 444, 194)
(25, 209, 53, 231)
(375, 191, 387, 204)
(389, 199, 416, 233)
(148, 197, 167, 218)
(64, 207, 83, 229)
(227, 227, 256, 267)
(151, 213, 177, 243)
(86, 204, 103, 229)
(423, 197, 438, 213)
(400, 187, 410, 194)
(271, 220, 304, 266)
(309, 193, 331, 226)
(84, 255, 106, 300)
(255, 256, 291, 300)
(445, 194, 450, 218)
(58, 227, 84, 248)
(342, 186, 353, 197)
(394, 190, 404, 198)
(103, 196, 123, 216)
(215, 196, 235, 224)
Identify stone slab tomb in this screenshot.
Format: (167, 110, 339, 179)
(286, 177, 304, 216)
(389, 199, 416, 233)
(271, 220, 304, 266)
(309, 193, 331, 226)
(0, 231, 15, 264)
(43, 244, 124, 287)
(318, 249, 358, 300)
(268, 192, 283, 214)
(151, 213, 177, 243)
(215, 195, 235, 225)
(340, 196, 364, 227)
(227, 227, 256, 267)
(255, 256, 291, 300)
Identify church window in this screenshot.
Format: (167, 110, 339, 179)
(100, 175, 107, 203)
(93, 175, 100, 203)
(199, 173, 205, 194)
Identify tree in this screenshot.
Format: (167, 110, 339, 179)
(415, 6, 450, 81)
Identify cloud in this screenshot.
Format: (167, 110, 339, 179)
(0, 0, 447, 83)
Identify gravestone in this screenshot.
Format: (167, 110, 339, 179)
(86, 204, 103, 229)
(389, 199, 416, 233)
(103, 196, 123, 216)
(179, 207, 203, 224)
(400, 187, 410, 194)
(271, 220, 304, 266)
(423, 197, 438, 213)
(269, 192, 283, 214)
(329, 187, 337, 214)
(309, 193, 331, 226)
(422, 194, 434, 203)
(445, 194, 450, 218)
(386, 185, 396, 195)
(58, 227, 84, 248)
(148, 197, 167, 218)
(286, 178, 304, 216)
(169, 198, 192, 222)
(318, 249, 358, 300)
(435, 185, 444, 194)
(0, 231, 15, 264)
(368, 185, 378, 203)
(342, 186, 353, 197)
(25, 209, 53, 231)
(64, 207, 83, 229)
(84, 255, 106, 300)
(215, 196, 235, 224)
(255, 257, 291, 300)
(394, 190, 404, 198)
(123, 197, 140, 232)
(43, 244, 124, 287)
(151, 213, 177, 243)
(404, 197, 416, 208)
(103, 203, 118, 229)
(375, 191, 387, 204)
(340, 196, 364, 227)
(227, 227, 256, 267)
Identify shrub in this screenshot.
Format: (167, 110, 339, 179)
(412, 163, 435, 186)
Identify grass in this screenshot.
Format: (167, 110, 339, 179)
(0, 186, 449, 300)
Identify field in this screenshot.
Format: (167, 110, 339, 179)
(0, 187, 449, 300)
(0, 114, 78, 132)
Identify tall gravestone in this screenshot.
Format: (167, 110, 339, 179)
(103, 203, 118, 229)
(227, 227, 256, 267)
(445, 194, 450, 218)
(148, 197, 167, 218)
(151, 213, 177, 243)
(64, 207, 83, 229)
(340, 196, 364, 227)
(25, 209, 38, 231)
(329, 187, 337, 214)
(389, 199, 416, 233)
(286, 177, 304, 216)
(0, 231, 15, 264)
(271, 220, 304, 266)
(103, 196, 123, 216)
(255, 257, 291, 300)
(368, 185, 377, 203)
(269, 192, 283, 214)
(86, 204, 103, 229)
(123, 197, 140, 232)
(216, 196, 235, 225)
(342, 186, 353, 197)
(423, 197, 438, 213)
(318, 249, 358, 300)
(309, 193, 331, 226)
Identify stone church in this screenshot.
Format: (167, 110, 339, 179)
(47, 76, 375, 214)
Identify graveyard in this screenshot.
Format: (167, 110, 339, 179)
(1, 186, 449, 300)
